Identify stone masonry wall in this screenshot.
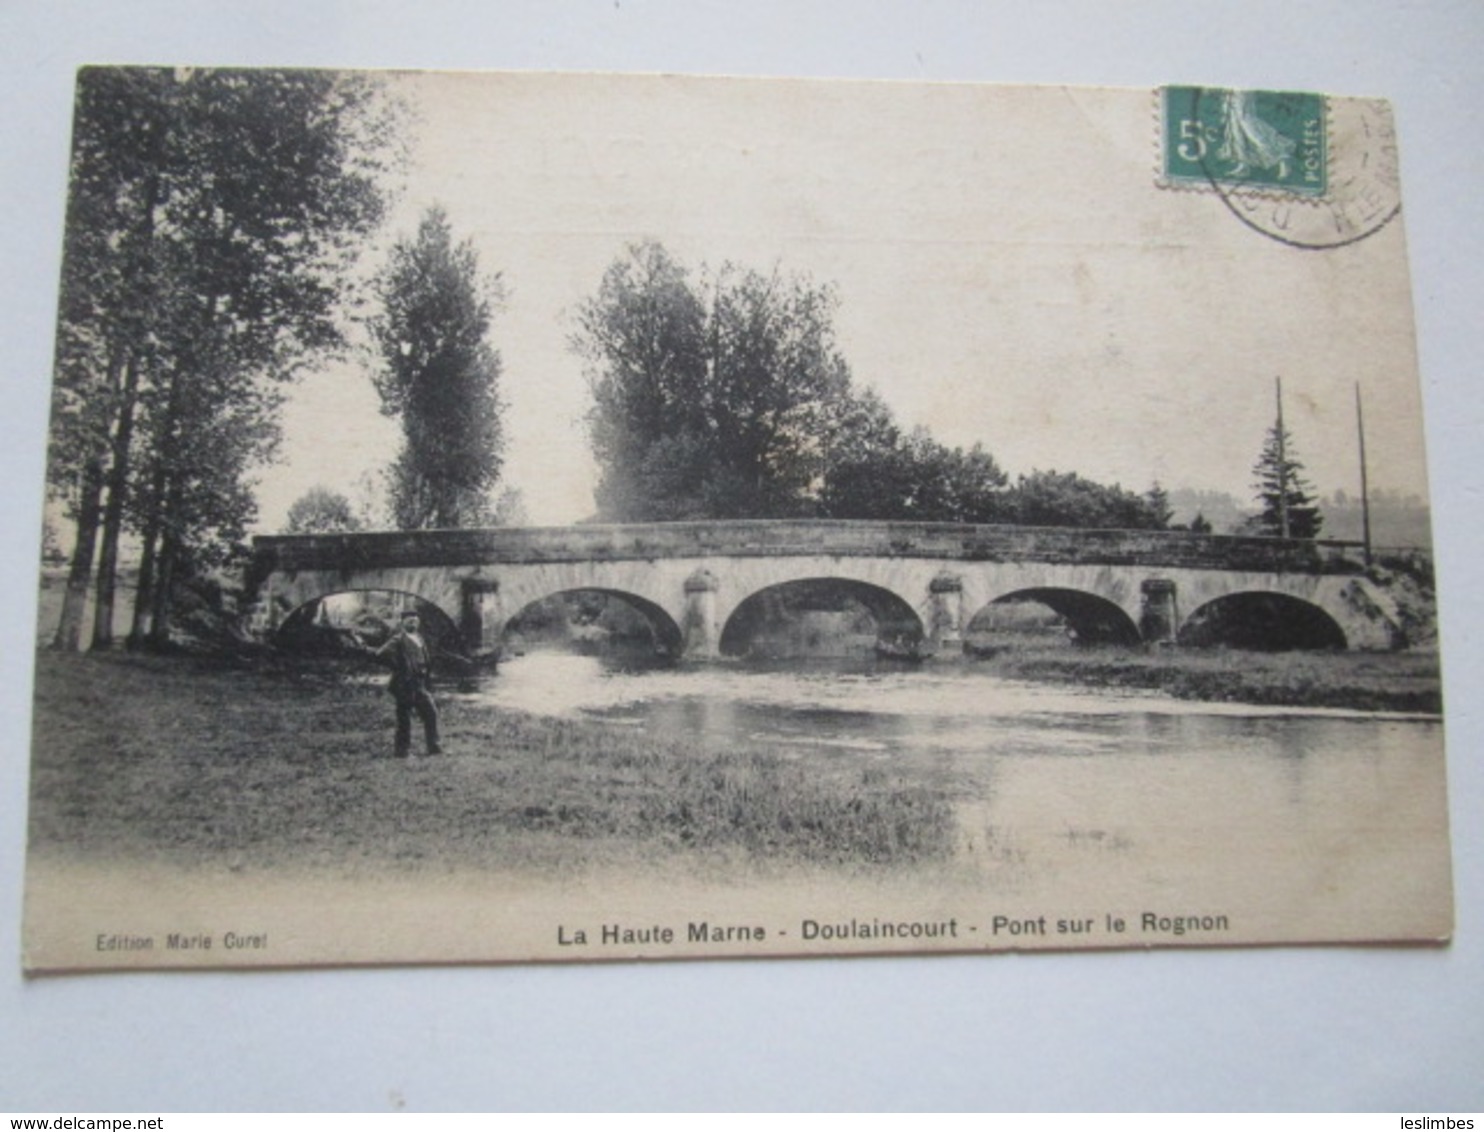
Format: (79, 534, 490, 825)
(254, 520, 1364, 577)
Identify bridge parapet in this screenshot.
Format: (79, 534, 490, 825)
(251, 520, 1365, 576)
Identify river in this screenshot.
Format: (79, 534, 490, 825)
(455, 650, 1451, 934)
(466, 649, 1438, 766)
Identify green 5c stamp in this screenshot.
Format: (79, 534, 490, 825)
(1162, 86, 1327, 197)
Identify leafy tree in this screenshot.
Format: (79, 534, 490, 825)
(573, 242, 706, 520)
(903, 436, 1011, 524)
(490, 486, 529, 527)
(816, 387, 910, 519)
(573, 242, 1160, 532)
(46, 66, 399, 650)
(572, 241, 851, 520)
(285, 486, 362, 534)
(817, 385, 1015, 523)
(349, 469, 391, 531)
(371, 206, 505, 530)
(1008, 470, 1168, 529)
(1251, 421, 1323, 539)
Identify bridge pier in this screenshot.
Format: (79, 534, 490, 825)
(461, 577, 502, 657)
(682, 568, 721, 659)
(928, 571, 965, 655)
(1139, 577, 1179, 646)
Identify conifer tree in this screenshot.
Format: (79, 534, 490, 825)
(1252, 418, 1323, 539)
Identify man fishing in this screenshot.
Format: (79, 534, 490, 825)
(372, 609, 442, 758)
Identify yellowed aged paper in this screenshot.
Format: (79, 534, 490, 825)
(24, 71, 1449, 971)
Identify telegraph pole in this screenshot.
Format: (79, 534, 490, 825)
(1356, 382, 1373, 565)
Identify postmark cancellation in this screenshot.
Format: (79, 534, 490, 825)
(1159, 85, 1401, 248)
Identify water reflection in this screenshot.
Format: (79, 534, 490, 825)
(462, 650, 1437, 769)
(454, 650, 1446, 898)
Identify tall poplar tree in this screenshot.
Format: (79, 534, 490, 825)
(370, 207, 506, 530)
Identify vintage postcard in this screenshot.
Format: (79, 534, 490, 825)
(23, 70, 1450, 971)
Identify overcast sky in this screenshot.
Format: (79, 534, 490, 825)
(258, 71, 1430, 529)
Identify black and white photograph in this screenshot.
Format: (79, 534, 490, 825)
(19, 67, 1453, 972)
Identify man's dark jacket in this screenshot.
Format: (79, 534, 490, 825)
(377, 631, 433, 701)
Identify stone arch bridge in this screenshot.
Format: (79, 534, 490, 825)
(248, 520, 1404, 658)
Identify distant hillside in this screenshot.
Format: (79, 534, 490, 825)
(1168, 488, 1432, 548)
(1166, 489, 1250, 535)
(1319, 490, 1433, 549)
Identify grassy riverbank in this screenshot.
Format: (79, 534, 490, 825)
(26, 650, 955, 876)
(971, 644, 1442, 713)
(25, 641, 1440, 880)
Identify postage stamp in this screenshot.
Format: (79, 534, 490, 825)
(1161, 85, 1328, 197)
(1161, 85, 1402, 250)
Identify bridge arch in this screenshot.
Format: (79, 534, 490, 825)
(273, 587, 463, 655)
(966, 587, 1142, 648)
(718, 576, 925, 658)
(263, 568, 469, 631)
(500, 587, 685, 657)
(1177, 591, 1348, 651)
